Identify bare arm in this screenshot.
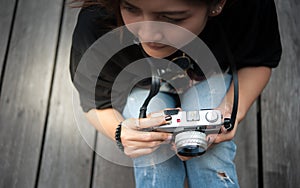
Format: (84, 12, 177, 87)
(215, 66, 272, 143)
(85, 108, 173, 158)
(85, 108, 124, 140)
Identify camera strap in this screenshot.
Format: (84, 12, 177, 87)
(136, 23, 239, 131)
(218, 21, 239, 131)
(138, 54, 161, 118)
(138, 69, 160, 118)
(133, 39, 161, 118)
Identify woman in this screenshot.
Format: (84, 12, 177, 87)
(70, 0, 282, 187)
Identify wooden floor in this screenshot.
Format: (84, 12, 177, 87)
(0, 0, 299, 187)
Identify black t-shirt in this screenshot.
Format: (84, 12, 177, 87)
(70, 0, 282, 113)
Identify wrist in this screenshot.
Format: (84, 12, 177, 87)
(219, 101, 245, 124)
(115, 122, 124, 151)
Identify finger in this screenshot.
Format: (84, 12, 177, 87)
(124, 146, 160, 158)
(213, 124, 237, 143)
(147, 111, 164, 118)
(122, 128, 173, 142)
(122, 115, 171, 130)
(220, 125, 228, 134)
(138, 115, 171, 129)
(124, 140, 168, 149)
(136, 131, 173, 142)
(206, 134, 218, 144)
(122, 118, 141, 130)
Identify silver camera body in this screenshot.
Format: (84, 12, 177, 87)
(153, 109, 224, 156)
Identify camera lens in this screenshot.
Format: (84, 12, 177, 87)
(175, 131, 207, 156)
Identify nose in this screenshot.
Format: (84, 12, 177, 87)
(137, 21, 163, 43)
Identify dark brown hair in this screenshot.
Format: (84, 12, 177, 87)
(70, 0, 235, 26)
(70, 0, 122, 25)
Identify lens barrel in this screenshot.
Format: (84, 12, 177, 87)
(175, 131, 207, 156)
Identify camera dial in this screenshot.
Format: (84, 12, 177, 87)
(205, 111, 219, 123)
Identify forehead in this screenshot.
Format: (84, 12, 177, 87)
(122, 0, 205, 10)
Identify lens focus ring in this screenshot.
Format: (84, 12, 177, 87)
(175, 131, 208, 156)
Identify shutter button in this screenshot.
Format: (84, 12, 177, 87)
(205, 111, 219, 123)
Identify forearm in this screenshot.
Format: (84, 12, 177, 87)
(221, 66, 272, 122)
(84, 107, 172, 158)
(85, 108, 124, 140)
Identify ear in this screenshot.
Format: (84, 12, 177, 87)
(209, 0, 227, 17)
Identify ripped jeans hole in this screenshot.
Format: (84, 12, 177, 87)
(217, 172, 227, 178)
(217, 172, 235, 184)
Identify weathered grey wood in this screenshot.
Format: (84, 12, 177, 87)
(261, 0, 300, 187)
(0, 0, 63, 187)
(92, 155, 135, 188)
(37, 5, 96, 188)
(92, 132, 135, 188)
(0, 0, 297, 188)
(0, 0, 17, 82)
(234, 104, 258, 188)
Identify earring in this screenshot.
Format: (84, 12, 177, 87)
(211, 6, 223, 14)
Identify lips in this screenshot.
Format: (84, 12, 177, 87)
(145, 42, 167, 49)
(140, 42, 176, 58)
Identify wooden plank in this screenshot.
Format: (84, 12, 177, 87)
(37, 5, 96, 188)
(92, 132, 135, 188)
(0, 0, 17, 82)
(261, 0, 300, 187)
(234, 104, 258, 188)
(0, 0, 64, 187)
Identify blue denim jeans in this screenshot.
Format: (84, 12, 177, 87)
(123, 74, 239, 188)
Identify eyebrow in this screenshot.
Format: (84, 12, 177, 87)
(155, 11, 190, 15)
(121, 1, 139, 9)
(121, 0, 190, 15)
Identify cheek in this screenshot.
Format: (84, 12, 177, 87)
(182, 8, 209, 35)
(184, 15, 208, 36)
(120, 11, 132, 25)
(163, 22, 207, 48)
(164, 11, 208, 46)
(121, 13, 139, 36)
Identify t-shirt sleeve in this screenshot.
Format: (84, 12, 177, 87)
(70, 5, 115, 81)
(221, 0, 282, 69)
(70, 5, 117, 112)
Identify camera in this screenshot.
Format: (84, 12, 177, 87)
(135, 33, 239, 157)
(152, 109, 226, 156)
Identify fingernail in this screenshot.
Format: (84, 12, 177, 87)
(166, 135, 173, 141)
(165, 115, 172, 121)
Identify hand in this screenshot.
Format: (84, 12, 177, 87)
(213, 103, 239, 143)
(120, 112, 173, 158)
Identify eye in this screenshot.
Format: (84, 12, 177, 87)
(161, 16, 186, 23)
(121, 4, 140, 14)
